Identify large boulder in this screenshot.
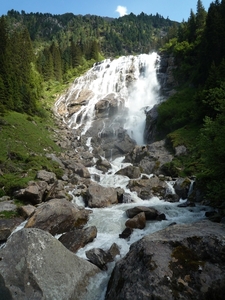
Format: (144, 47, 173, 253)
(14, 181, 48, 204)
(116, 165, 141, 179)
(85, 182, 118, 208)
(127, 176, 167, 199)
(106, 220, 225, 300)
(0, 228, 100, 300)
(25, 198, 89, 235)
(174, 177, 192, 200)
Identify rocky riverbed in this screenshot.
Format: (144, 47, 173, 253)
(1, 53, 225, 299)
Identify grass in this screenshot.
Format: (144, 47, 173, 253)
(0, 111, 63, 196)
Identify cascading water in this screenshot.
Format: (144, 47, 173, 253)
(54, 53, 212, 300)
(55, 52, 160, 145)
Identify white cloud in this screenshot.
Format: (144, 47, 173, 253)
(116, 5, 128, 17)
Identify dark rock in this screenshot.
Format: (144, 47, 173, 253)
(174, 177, 191, 200)
(108, 243, 120, 260)
(119, 227, 133, 239)
(0, 218, 24, 242)
(59, 226, 97, 253)
(85, 248, 112, 270)
(106, 220, 225, 300)
(126, 206, 159, 220)
(125, 212, 146, 229)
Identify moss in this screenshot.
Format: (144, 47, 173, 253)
(0, 210, 20, 219)
(170, 245, 205, 272)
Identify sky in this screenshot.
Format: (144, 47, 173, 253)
(0, 0, 213, 22)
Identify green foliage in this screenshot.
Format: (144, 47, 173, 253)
(157, 88, 197, 136)
(0, 112, 62, 195)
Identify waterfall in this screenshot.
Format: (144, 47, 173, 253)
(55, 52, 161, 145)
(54, 53, 212, 300)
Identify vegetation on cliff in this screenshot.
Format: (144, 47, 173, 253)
(1, 1, 225, 213)
(158, 0, 225, 211)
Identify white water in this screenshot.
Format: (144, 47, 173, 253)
(56, 53, 212, 299)
(55, 53, 160, 145)
(72, 157, 211, 300)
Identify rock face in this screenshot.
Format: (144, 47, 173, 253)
(0, 228, 100, 300)
(105, 220, 225, 300)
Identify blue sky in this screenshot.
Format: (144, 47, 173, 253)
(0, 0, 213, 22)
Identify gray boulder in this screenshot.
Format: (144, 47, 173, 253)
(25, 198, 89, 235)
(116, 165, 141, 179)
(14, 180, 48, 204)
(36, 170, 57, 184)
(127, 176, 167, 199)
(0, 228, 99, 300)
(106, 220, 225, 300)
(85, 182, 118, 208)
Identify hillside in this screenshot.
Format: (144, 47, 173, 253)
(1, 0, 225, 219)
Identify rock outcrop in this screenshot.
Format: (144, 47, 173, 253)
(106, 220, 225, 300)
(0, 228, 100, 300)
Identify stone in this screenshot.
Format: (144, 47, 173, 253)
(59, 226, 97, 253)
(125, 212, 146, 229)
(0, 218, 24, 242)
(36, 170, 57, 184)
(25, 198, 89, 235)
(106, 220, 225, 300)
(0, 228, 99, 300)
(85, 248, 112, 270)
(119, 227, 133, 239)
(85, 182, 118, 208)
(14, 181, 48, 204)
(116, 165, 141, 179)
(126, 206, 159, 220)
(18, 204, 36, 218)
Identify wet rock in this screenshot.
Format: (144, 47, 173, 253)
(127, 176, 167, 200)
(96, 157, 112, 173)
(126, 206, 159, 220)
(85, 182, 118, 208)
(85, 248, 113, 270)
(106, 220, 225, 300)
(174, 177, 192, 200)
(108, 243, 120, 260)
(59, 226, 97, 253)
(119, 227, 133, 239)
(0, 218, 24, 242)
(0, 228, 99, 300)
(125, 212, 146, 229)
(116, 165, 141, 179)
(25, 198, 89, 235)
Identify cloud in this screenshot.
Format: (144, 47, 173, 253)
(116, 5, 128, 17)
